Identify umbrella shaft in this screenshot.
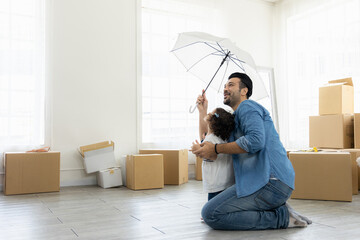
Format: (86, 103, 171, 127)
(203, 51, 230, 95)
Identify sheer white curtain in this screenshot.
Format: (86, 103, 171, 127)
(274, 0, 360, 149)
(0, 0, 46, 158)
(141, 0, 229, 150)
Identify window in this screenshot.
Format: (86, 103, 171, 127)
(257, 67, 279, 132)
(0, 0, 45, 150)
(285, 0, 360, 148)
(141, 0, 227, 149)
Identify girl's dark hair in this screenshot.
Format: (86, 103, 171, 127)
(208, 108, 235, 141)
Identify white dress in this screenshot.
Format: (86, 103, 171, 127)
(202, 133, 235, 193)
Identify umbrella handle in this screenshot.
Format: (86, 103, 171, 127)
(189, 102, 199, 113)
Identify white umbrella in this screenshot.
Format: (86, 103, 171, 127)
(171, 32, 268, 113)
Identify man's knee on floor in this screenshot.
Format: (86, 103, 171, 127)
(201, 203, 216, 223)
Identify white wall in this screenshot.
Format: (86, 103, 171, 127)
(49, 0, 138, 186)
(218, 0, 274, 68)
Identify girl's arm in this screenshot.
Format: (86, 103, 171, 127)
(197, 90, 208, 141)
(199, 111, 207, 140)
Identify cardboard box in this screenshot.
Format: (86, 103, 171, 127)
(309, 114, 354, 149)
(195, 157, 203, 181)
(319, 78, 354, 115)
(286, 149, 298, 159)
(97, 167, 123, 188)
(3, 152, 60, 195)
(319, 148, 359, 195)
(289, 152, 352, 202)
(354, 113, 360, 189)
(139, 149, 188, 185)
(354, 113, 360, 148)
(79, 141, 117, 173)
(126, 154, 164, 190)
(341, 149, 359, 194)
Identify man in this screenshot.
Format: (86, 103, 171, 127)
(192, 72, 311, 230)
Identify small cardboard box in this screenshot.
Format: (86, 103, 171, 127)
(319, 78, 354, 115)
(126, 154, 164, 190)
(195, 157, 203, 181)
(139, 149, 188, 185)
(79, 141, 117, 174)
(97, 167, 123, 188)
(3, 152, 60, 195)
(309, 114, 354, 149)
(289, 152, 352, 202)
(354, 113, 360, 149)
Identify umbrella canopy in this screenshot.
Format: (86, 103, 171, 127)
(171, 32, 268, 112)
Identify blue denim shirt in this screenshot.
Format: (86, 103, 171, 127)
(229, 100, 295, 198)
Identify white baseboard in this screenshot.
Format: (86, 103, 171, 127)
(0, 164, 197, 192)
(60, 177, 97, 187)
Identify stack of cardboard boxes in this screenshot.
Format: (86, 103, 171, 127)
(309, 78, 354, 149)
(289, 78, 360, 201)
(79, 141, 123, 188)
(126, 149, 188, 190)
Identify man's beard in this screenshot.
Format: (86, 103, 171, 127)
(223, 98, 230, 106)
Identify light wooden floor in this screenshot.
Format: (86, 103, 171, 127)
(1, 180, 359, 240)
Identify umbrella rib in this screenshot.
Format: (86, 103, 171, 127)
(228, 55, 246, 72)
(229, 54, 246, 64)
(186, 50, 221, 72)
(171, 41, 202, 52)
(212, 53, 227, 56)
(215, 42, 227, 55)
(214, 43, 245, 74)
(203, 42, 226, 55)
(171, 41, 223, 54)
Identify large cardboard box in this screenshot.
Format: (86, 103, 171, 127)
(126, 154, 164, 190)
(319, 148, 359, 195)
(319, 78, 354, 115)
(286, 149, 298, 159)
(355, 114, 360, 189)
(289, 152, 352, 202)
(342, 149, 359, 194)
(79, 141, 117, 173)
(3, 152, 60, 195)
(139, 149, 188, 185)
(195, 157, 203, 181)
(97, 167, 123, 188)
(309, 114, 354, 149)
(354, 113, 360, 149)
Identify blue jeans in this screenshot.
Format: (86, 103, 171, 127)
(201, 179, 292, 230)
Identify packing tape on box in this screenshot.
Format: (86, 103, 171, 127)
(298, 147, 318, 152)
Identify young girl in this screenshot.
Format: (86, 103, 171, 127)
(191, 107, 235, 201)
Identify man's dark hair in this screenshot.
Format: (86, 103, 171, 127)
(208, 108, 235, 141)
(228, 72, 253, 99)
